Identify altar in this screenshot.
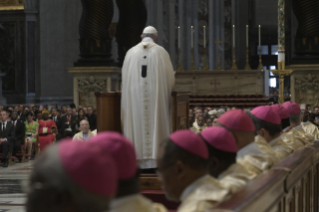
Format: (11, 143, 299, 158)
(174, 70, 266, 96)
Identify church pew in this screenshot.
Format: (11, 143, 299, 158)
(272, 146, 315, 212)
(213, 169, 288, 212)
(212, 144, 319, 212)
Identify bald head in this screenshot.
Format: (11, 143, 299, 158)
(80, 119, 90, 134)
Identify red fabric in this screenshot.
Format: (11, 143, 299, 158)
(201, 126, 238, 153)
(169, 130, 208, 159)
(38, 120, 56, 134)
(38, 120, 56, 151)
(251, 106, 281, 125)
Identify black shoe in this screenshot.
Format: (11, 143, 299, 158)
(3, 159, 8, 167)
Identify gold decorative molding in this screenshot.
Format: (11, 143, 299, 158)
(0, 0, 24, 10)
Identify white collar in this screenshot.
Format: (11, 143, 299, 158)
(142, 37, 154, 43)
(110, 194, 145, 209)
(302, 121, 309, 124)
(180, 175, 210, 202)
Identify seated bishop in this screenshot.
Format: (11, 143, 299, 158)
(200, 126, 251, 194)
(249, 106, 293, 160)
(218, 110, 279, 179)
(271, 104, 290, 130)
(26, 140, 117, 212)
(282, 101, 314, 146)
(156, 130, 228, 212)
(90, 132, 167, 212)
(301, 110, 319, 140)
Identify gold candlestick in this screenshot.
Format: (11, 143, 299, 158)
(258, 48, 263, 70)
(244, 47, 251, 70)
(231, 48, 238, 70)
(190, 48, 195, 71)
(202, 48, 209, 71)
(176, 49, 183, 71)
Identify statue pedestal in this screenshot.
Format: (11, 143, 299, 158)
(0, 73, 7, 106)
(68, 67, 121, 107)
(288, 64, 319, 108)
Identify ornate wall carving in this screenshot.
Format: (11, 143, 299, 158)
(78, 76, 107, 107)
(294, 73, 319, 107)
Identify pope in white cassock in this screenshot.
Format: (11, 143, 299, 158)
(121, 26, 175, 169)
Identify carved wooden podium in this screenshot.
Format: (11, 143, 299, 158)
(95, 91, 190, 133)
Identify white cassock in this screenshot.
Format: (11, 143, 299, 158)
(121, 37, 175, 169)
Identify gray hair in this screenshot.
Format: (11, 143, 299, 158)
(217, 109, 225, 116)
(26, 144, 110, 212)
(289, 113, 301, 125)
(141, 33, 157, 39)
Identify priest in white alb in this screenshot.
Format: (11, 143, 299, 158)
(121, 26, 175, 170)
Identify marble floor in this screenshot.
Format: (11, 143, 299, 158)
(0, 161, 33, 212)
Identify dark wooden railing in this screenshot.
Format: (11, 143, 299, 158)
(211, 142, 319, 212)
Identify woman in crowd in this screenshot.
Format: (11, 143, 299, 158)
(38, 110, 57, 151)
(24, 112, 39, 159)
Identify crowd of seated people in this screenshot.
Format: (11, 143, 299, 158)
(26, 101, 319, 212)
(0, 104, 97, 168)
(190, 106, 249, 133)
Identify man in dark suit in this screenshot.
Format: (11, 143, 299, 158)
(0, 110, 15, 167)
(59, 107, 77, 138)
(11, 111, 25, 157)
(87, 106, 97, 131)
(51, 108, 63, 141)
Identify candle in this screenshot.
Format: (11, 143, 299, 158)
(203, 26, 206, 48)
(191, 26, 194, 49)
(258, 25, 261, 47)
(178, 26, 181, 49)
(246, 25, 249, 48)
(232, 25, 235, 48)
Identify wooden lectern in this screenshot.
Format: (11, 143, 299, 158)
(171, 92, 191, 131)
(95, 92, 121, 133)
(95, 91, 190, 133)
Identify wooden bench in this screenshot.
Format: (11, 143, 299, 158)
(211, 142, 319, 212)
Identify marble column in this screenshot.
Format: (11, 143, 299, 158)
(76, 0, 114, 66)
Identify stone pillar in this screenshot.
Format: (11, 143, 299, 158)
(76, 0, 114, 66)
(292, 0, 319, 62)
(115, 0, 147, 66)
